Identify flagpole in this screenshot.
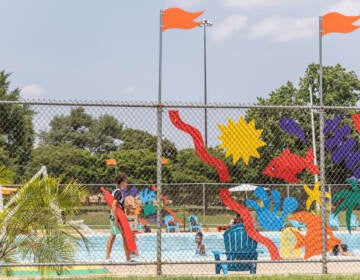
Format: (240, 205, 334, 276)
(318, 15, 327, 274)
(158, 12, 163, 104)
(319, 17, 323, 107)
(156, 9, 163, 276)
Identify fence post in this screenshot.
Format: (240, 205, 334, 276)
(156, 105, 163, 275)
(319, 108, 328, 274)
(202, 183, 206, 225)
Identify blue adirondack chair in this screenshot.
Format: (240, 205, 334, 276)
(329, 214, 340, 230)
(188, 215, 202, 232)
(350, 213, 359, 230)
(212, 224, 258, 274)
(164, 215, 180, 232)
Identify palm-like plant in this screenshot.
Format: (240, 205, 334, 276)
(0, 176, 89, 272)
(332, 178, 360, 233)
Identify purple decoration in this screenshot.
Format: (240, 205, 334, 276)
(121, 186, 138, 198)
(148, 214, 157, 223)
(324, 116, 342, 135)
(279, 118, 306, 144)
(325, 125, 351, 149)
(331, 138, 356, 164)
(354, 169, 360, 179)
(324, 116, 360, 179)
(129, 186, 137, 197)
(346, 150, 360, 170)
(121, 187, 127, 198)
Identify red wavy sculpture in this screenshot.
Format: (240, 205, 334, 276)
(352, 114, 360, 134)
(219, 188, 280, 260)
(169, 110, 230, 182)
(100, 187, 137, 252)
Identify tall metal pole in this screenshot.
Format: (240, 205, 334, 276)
(156, 10, 163, 276)
(200, 19, 212, 147)
(319, 16, 327, 274)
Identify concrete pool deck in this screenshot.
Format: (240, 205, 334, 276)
(103, 260, 360, 276)
(2, 257, 359, 278)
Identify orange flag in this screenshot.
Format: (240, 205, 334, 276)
(105, 158, 116, 166)
(2, 187, 17, 195)
(322, 12, 360, 36)
(161, 157, 169, 165)
(162, 7, 204, 32)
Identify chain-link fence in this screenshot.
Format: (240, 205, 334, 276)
(1, 100, 360, 277)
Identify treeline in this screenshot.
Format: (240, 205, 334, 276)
(1, 63, 360, 187)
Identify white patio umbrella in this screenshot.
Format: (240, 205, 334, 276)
(229, 184, 267, 199)
(229, 184, 259, 192)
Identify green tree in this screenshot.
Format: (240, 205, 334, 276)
(170, 148, 224, 183)
(26, 144, 162, 185)
(0, 71, 34, 181)
(91, 114, 123, 153)
(0, 165, 13, 185)
(120, 128, 177, 160)
(110, 149, 157, 184)
(40, 108, 124, 154)
(40, 108, 177, 159)
(25, 144, 98, 184)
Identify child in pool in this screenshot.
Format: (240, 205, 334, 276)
(195, 232, 206, 255)
(332, 244, 355, 256)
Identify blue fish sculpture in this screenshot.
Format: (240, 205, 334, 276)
(279, 118, 306, 144)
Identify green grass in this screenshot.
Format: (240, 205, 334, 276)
(19, 275, 360, 280)
(73, 205, 238, 230)
(73, 204, 360, 231)
(73, 211, 234, 231)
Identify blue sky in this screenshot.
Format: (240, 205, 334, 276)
(1, 0, 360, 104)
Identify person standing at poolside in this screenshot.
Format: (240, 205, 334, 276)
(106, 173, 137, 261)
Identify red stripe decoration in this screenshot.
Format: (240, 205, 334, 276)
(100, 187, 137, 252)
(169, 110, 230, 182)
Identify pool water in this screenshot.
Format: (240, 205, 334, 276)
(74, 231, 360, 262)
(77, 232, 224, 261)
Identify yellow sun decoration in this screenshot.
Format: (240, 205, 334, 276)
(218, 116, 266, 165)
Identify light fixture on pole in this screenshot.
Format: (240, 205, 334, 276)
(199, 19, 212, 147)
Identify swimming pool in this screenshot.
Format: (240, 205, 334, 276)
(73, 231, 360, 262)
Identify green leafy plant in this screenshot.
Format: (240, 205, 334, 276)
(0, 176, 89, 274)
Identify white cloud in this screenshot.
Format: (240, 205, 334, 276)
(164, 0, 205, 9)
(123, 85, 136, 95)
(222, 0, 283, 10)
(326, 0, 360, 15)
(250, 17, 316, 42)
(211, 15, 248, 43)
(21, 84, 46, 98)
